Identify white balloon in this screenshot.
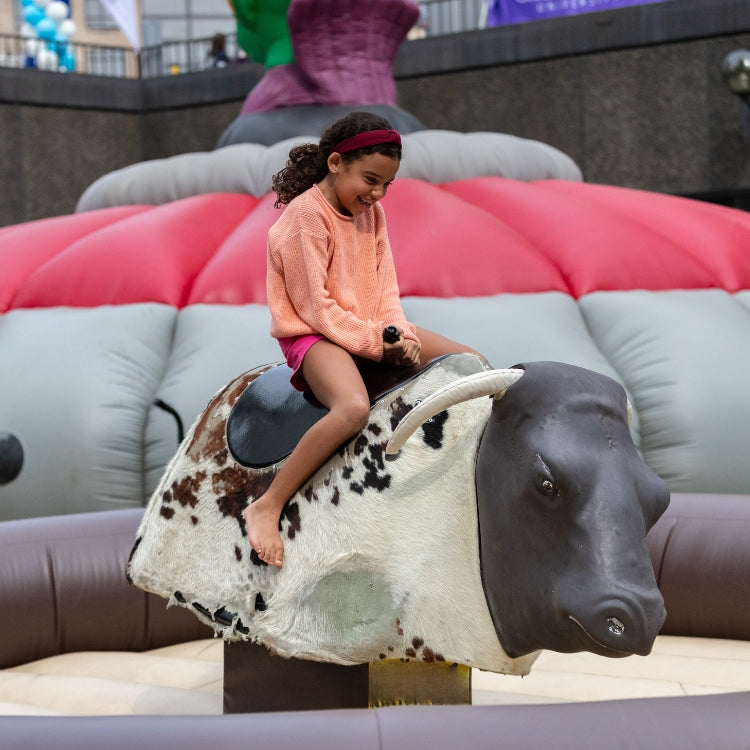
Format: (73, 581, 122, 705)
(58, 18, 76, 38)
(35, 0, 52, 8)
(46, 1, 69, 22)
(36, 47, 59, 71)
(25, 38, 44, 57)
(19, 22, 37, 39)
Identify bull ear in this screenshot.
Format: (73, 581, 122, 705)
(385, 369, 524, 455)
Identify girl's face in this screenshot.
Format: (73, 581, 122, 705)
(319, 151, 400, 217)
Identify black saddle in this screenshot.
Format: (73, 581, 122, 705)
(226, 357, 448, 468)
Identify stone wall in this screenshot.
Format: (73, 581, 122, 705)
(394, 0, 750, 200)
(0, 65, 259, 227)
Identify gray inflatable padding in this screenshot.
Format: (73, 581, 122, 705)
(2, 289, 749, 520)
(397, 131, 582, 184)
(75, 131, 582, 213)
(0, 305, 174, 520)
(580, 289, 750, 495)
(143, 304, 280, 498)
(76, 142, 295, 213)
(401, 292, 642, 446)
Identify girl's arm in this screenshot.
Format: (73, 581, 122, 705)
(269, 229, 387, 360)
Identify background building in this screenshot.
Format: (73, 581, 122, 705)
(0, 1, 236, 49)
(0, 1, 138, 49)
(140, 0, 234, 46)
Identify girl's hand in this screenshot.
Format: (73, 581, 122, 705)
(382, 330, 421, 366)
(399, 337, 421, 366)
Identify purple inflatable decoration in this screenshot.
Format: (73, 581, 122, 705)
(240, 0, 420, 114)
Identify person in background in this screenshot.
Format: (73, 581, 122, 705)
(206, 32, 229, 68)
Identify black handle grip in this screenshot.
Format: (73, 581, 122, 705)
(383, 325, 400, 343)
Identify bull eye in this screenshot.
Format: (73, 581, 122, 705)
(534, 454, 557, 498)
(539, 478, 556, 496)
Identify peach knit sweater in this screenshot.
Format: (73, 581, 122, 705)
(267, 185, 418, 361)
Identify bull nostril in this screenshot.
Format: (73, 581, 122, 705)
(566, 588, 665, 656)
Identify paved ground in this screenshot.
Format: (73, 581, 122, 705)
(473, 635, 750, 705)
(1, 635, 748, 715)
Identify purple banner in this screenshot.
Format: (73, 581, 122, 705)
(487, 0, 669, 26)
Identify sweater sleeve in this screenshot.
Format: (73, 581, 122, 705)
(270, 226, 386, 360)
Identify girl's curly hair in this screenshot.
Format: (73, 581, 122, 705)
(271, 111, 402, 208)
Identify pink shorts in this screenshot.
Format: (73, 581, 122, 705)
(278, 334, 325, 391)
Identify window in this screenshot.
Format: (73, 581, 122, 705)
(85, 0, 119, 30)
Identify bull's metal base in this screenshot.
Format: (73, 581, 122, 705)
(369, 659, 471, 707)
(223, 641, 471, 713)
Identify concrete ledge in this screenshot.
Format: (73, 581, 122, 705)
(0, 63, 262, 112)
(0, 67, 141, 110)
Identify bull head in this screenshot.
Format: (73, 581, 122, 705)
(387, 362, 669, 660)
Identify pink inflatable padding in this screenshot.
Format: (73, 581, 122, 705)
(444, 178, 720, 297)
(187, 180, 567, 304)
(2, 178, 749, 311)
(188, 193, 278, 306)
(11, 194, 256, 310)
(544, 180, 750, 293)
(0, 206, 146, 313)
(382, 180, 567, 297)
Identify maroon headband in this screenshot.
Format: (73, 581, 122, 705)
(332, 129, 401, 155)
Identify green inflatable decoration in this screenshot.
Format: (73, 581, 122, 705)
(229, 0, 294, 67)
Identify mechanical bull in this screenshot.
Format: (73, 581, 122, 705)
(127, 353, 669, 675)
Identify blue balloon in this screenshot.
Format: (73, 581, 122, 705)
(23, 5, 44, 25)
(51, 40, 67, 59)
(36, 18, 57, 41)
(60, 52, 75, 72)
(20, 0, 36, 7)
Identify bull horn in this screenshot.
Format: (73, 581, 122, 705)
(385, 368, 524, 455)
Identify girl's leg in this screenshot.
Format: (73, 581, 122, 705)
(243, 341, 370, 567)
(414, 325, 488, 364)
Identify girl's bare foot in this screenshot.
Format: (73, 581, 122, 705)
(243, 498, 284, 568)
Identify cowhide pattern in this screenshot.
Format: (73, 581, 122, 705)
(127, 354, 538, 676)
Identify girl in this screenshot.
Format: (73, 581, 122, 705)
(244, 111, 482, 567)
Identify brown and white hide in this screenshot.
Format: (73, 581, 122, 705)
(127, 354, 538, 676)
